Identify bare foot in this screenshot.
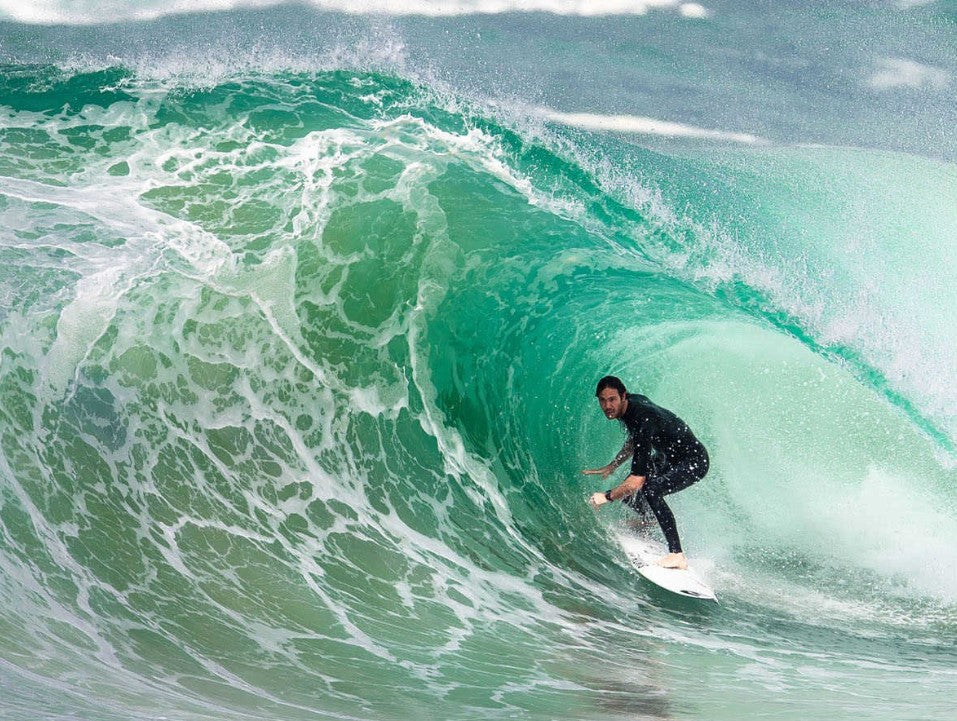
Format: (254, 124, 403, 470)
(657, 552, 688, 570)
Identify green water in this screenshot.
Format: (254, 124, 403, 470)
(0, 25, 956, 721)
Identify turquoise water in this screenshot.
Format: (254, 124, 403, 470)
(1, 3, 956, 720)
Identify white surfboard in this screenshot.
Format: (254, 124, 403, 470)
(619, 533, 717, 602)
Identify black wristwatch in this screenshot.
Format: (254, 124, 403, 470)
(604, 490, 613, 502)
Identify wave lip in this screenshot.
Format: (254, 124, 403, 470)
(0, 0, 712, 25)
(541, 108, 766, 144)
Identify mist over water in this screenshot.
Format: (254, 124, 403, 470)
(1, 2, 956, 720)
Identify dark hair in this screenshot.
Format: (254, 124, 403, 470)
(595, 375, 626, 397)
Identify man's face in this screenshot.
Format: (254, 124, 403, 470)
(597, 388, 626, 420)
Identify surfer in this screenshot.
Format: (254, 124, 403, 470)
(584, 376, 709, 570)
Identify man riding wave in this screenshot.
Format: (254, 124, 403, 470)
(584, 375, 709, 570)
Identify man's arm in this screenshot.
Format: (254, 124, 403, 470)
(612, 438, 635, 468)
(582, 438, 634, 479)
(589, 474, 645, 508)
(606, 474, 645, 500)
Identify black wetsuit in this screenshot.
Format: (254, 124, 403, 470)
(619, 394, 709, 554)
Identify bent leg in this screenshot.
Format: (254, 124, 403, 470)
(642, 491, 683, 553)
(641, 461, 708, 554)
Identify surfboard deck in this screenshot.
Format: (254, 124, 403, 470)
(619, 533, 717, 602)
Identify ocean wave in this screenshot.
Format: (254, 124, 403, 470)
(0, 0, 713, 25)
(1, 64, 956, 721)
(541, 108, 765, 143)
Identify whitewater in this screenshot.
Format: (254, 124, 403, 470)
(1, 2, 955, 720)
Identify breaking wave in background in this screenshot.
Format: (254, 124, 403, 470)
(1, 3, 956, 720)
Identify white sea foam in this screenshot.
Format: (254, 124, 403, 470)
(541, 109, 765, 144)
(894, 0, 939, 8)
(867, 57, 952, 90)
(0, 0, 710, 24)
(679, 2, 710, 18)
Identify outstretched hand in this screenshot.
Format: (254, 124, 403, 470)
(582, 465, 614, 480)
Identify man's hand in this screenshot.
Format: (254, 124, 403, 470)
(582, 465, 615, 479)
(589, 492, 609, 509)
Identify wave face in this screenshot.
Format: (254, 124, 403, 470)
(1, 5, 956, 721)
